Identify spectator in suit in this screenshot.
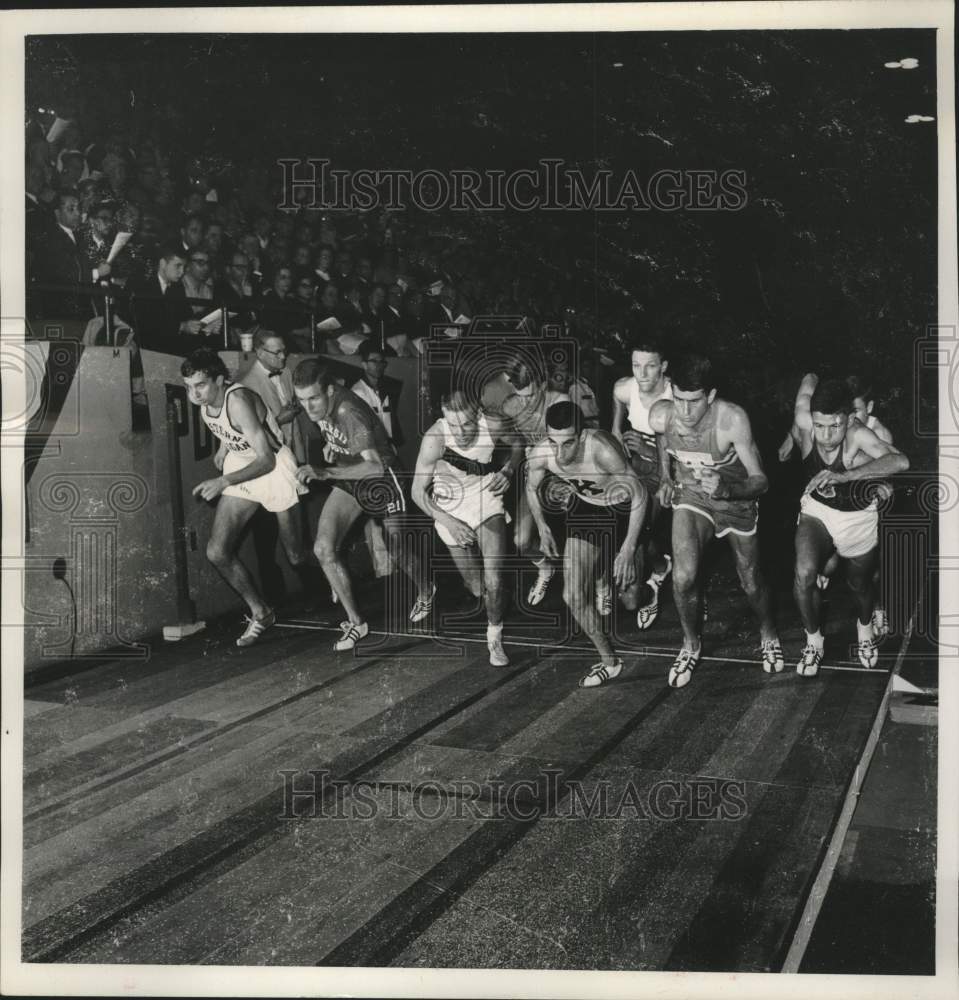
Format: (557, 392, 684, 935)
(33, 189, 108, 318)
(181, 249, 215, 317)
(240, 330, 307, 463)
(179, 213, 206, 256)
(214, 251, 258, 338)
(258, 266, 299, 338)
(351, 340, 403, 448)
(126, 244, 203, 351)
(427, 281, 461, 331)
(313, 245, 334, 284)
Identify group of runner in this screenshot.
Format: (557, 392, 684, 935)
(181, 333, 908, 689)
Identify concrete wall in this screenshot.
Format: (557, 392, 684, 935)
(20, 346, 424, 674)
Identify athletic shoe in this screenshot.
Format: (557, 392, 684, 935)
(796, 644, 823, 677)
(872, 607, 890, 641)
(816, 574, 830, 591)
(595, 582, 613, 616)
(488, 636, 510, 667)
(334, 620, 368, 651)
(637, 580, 660, 630)
(236, 609, 276, 648)
(527, 564, 554, 606)
(668, 645, 700, 688)
(761, 638, 785, 674)
(857, 636, 878, 669)
(409, 584, 437, 623)
(579, 658, 624, 688)
(649, 553, 673, 586)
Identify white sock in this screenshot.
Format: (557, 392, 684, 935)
(487, 623, 503, 641)
(806, 629, 824, 649)
(857, 619, 874, 642)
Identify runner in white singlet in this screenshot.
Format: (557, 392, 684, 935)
(183, 348, 310, 648)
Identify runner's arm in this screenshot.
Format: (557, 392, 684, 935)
(595, 435, 648, 554)
(711, 406, 768, 500)
(524, 449, 552, 537)
(411, 425, 456, 525)
(648, 399, 673, 485)
(315, 447, 384, 480)
(841, 426, 909, 481)
(611, 378, 629, 442)
(793, 373, 818, 433)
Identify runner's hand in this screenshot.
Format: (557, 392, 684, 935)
(657, 480, 677, 508)
(486, 470, 511, 496)
(538, 524, 560, 560)
(699, 467, 725, 498)
(804, 468, 844, 496)
(444, 517, 476, 547)
(613, 545, 637, 590)
(621, 430, 643, 455)
(295, 464, 325, 485)
(193, 477, 227, 501)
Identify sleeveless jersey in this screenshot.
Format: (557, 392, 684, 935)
(625, 378, 672, 464)
(802, 445, 863, 512)
(438, 413, 496, 470)
(542, 430, 629, 507)
(202, 384, 282, 454)
(665, 403, 750, 490)
(509, 386, 569, 447)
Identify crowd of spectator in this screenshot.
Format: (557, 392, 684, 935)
(24, 114, 617, 364)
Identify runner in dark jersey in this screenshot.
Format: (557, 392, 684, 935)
(788, 376, 908, 675)
(291, 358, 432, 651)
(780, 372, 895, 638)
(648, 352, 782, 687)
(526, 402, 648, 688)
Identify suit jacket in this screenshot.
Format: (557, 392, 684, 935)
(33, 223, 91, 318)
(126, 275, 197, 354)
(239, 360, 308, 463)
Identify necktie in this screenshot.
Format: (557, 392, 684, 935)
(269, 372, 290, 404)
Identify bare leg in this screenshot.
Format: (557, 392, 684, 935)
(383, 515, 431, 599)
(728, 531, 777, 643)
(793, 515, 834, 635)
(671, 508, 713, 651)
(846, 548, 879, 627)
(447, 543, 484, 599)
(205, 495, 266, 617)
(313, 489, 365, 624)
(563, 536, 615, 663)
(476, 515, 507, 626)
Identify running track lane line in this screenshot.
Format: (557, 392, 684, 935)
(778, 600, 918, 972)
(277, 620, 889, 675)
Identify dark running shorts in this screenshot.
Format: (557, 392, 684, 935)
(539, 479, 632, 548)
(329, 467, 408, 519)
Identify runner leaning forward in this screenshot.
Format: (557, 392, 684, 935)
(648, 352, 783, 688)
(526, 401, 648, 689)
(182, 347, 311, 647)
(291, 358, 433, 651)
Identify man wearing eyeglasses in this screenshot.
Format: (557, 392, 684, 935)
(182, 250, 215, 318)
(240, 331, 306, 463)
(350, 341, 403, 449)
(214, 251, 257, 342)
